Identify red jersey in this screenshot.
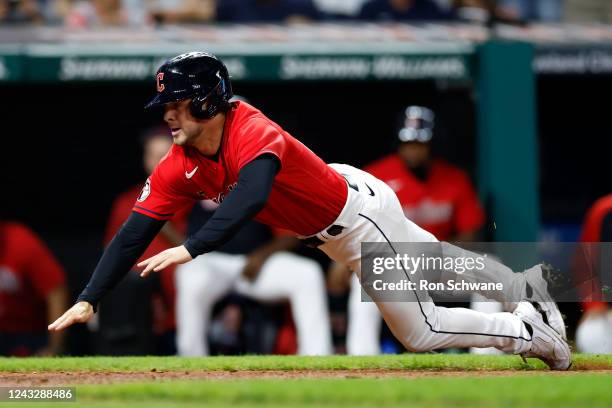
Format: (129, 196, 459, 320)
(107, 185, 190, 331)
(0, 222, 66, 333)
(364, 154, 484, 241)
(133, 101, 347, 236)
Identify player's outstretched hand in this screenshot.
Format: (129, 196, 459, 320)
(48, 301, 93, 332)
(138, 245, 193, 277)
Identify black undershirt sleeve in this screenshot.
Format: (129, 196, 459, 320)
(183, 154, 279, 258)
(77, 211, 165, 312)
(77, 154, 278, 311)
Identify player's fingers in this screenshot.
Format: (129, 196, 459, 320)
(54, 315, 77, 331)
(141, 254, 165, 277)
(153, 257, 173, 272)
(48, 319, 61, 331)
(53, 315, 74, 331)
(140, 256, 159, 275)
(49, 312, 74, 331)
(137, 257, 152, 268)
(138, 251, 165, 268)
(139, 264, 152, 277)
(140, 266, 153, 277)
(48, 310, 70, 330)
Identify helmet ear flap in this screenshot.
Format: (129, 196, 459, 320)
(189, 94, 214, 119)
(188, 78, 229, 120)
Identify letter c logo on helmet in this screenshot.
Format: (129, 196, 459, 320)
(156, 72, 165, 92)
(144, 51, 233, 120)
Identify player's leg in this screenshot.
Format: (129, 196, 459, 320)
(175, 252, 245, 356)
(349, 258, 532, 353)
(438, 242, 527, 309)
(235, 252, 333, 355)
(395, 219, 567, 337)
(347, 272, 382, 355)
(367, 172, 567, 365)
(322, 165, 532, 354)
(332, 164, 527, 306)
(322, 164, 569, 368)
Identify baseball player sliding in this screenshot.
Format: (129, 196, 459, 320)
(49, 52, 570, 370)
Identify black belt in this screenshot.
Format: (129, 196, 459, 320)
(300, 225, 344, 248)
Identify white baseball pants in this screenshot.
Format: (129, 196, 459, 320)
(317, 164, 531, 354)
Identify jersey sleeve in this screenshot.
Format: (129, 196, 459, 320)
(20, 226, 66, 298)
(453, 172, 486, 234)
(235, 117, 288, 171)
(132, 160, 196, 221)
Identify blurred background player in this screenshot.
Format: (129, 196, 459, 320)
(328, 105, 487, 354)
(0, 221, 68, 356)
(368, 106, 485, 242)
(574, 194, 612, 354)
(95, 128, 189, 355)
(176, 200, 332, 356)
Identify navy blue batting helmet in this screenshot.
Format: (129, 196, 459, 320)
(145, 52, 233, 120)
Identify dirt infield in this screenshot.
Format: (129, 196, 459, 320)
(2, 368, 610, 387)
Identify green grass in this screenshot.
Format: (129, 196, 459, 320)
(2, 353, 612, 372)
(2, 355, 611, 408)
(11, 374, 612, 408)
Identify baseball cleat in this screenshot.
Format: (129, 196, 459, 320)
(514, 302, 572, 371)
(523, 263, 568, 340)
